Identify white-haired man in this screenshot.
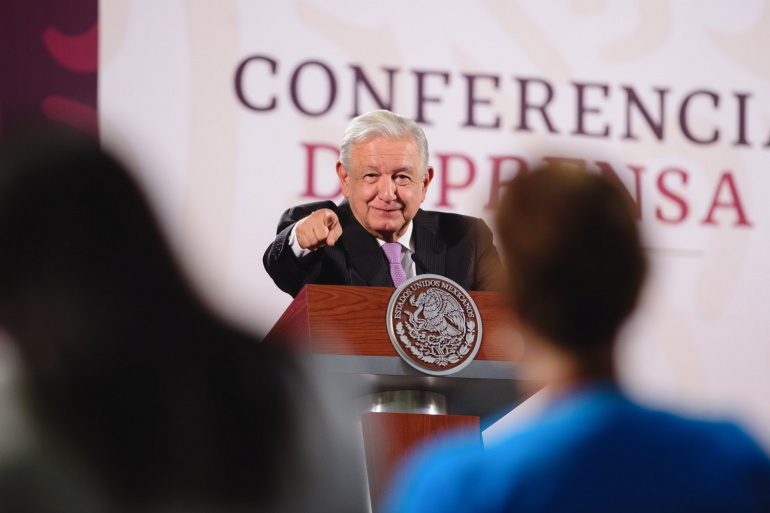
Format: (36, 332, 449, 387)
(263, 110, 503, 297)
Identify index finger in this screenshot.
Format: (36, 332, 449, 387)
(326, 221, 343, 247)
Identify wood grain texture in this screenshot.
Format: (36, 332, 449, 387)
(266, 284, 522, 361)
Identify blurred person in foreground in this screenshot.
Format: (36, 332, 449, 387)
(0, 123, 365, 513)
(263, 109, 504, 297)
(383, 164, 770, 513)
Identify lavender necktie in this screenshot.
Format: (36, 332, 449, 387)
(382, 242, 407, 287)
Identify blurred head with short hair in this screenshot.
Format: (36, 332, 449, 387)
(383, 161, 770, 513)
(495, 164, 646, 385)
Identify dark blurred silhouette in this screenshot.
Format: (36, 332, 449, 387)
(384, 163, 770, 513)
(495, 163, 646, 395)
(0, 123, 363, 512)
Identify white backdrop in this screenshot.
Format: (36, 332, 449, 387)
(99, 0, 770, 448)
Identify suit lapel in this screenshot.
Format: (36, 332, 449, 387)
(337, 202, 393, 287)
(412, 209, 445, 277)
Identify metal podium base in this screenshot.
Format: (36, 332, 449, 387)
(358, 390, 447, 415)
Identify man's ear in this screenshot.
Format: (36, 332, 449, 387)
(336, 161, 350, 198)
(421, 166, 435, 201)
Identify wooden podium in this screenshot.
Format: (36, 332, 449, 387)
(265, 284, 526, 512)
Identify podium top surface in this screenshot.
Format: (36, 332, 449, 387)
(266, 284, 523, 363)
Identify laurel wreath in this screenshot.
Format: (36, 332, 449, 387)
(395, 320, 476, 367)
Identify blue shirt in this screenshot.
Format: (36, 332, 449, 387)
(383, 384, 770, 513)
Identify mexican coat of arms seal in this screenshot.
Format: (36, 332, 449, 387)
(386, 274, 483, 375)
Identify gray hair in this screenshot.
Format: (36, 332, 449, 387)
(339, 110, 429, 175)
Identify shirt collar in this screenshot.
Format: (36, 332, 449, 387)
(376, 221, 414, 252)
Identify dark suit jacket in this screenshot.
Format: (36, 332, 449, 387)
(263, 200, 504, 298)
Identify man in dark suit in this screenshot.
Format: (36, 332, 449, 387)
(263, 110, 503, 298)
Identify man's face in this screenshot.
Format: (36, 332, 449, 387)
(336, 136, 433, 242)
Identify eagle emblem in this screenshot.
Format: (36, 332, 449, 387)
(386, 275, 483, 375)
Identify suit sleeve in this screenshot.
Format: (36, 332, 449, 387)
(262, 201, 337, 297)
(473, 218, 506, 293)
